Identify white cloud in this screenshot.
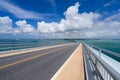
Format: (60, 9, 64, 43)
(64, 2, 80, 19)
(37, 2, 120, 39)
(0, 16, 14, 34)
(0, 16, 12, 27)
(0, 2, 120, 39)
(37, 3, 100, 33)
(37, 21, 66, 33)
(0, 0, 54, 19)
(0, 17, 36, 34)
(15, 20, 35, 33)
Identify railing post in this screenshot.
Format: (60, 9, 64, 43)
(99, 49, 101, 57)
(83, 43, 120, 80)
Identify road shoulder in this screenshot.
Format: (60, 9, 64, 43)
(51, 44, 85, 80)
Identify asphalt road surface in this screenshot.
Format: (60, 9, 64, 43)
(0, 43, 79, 80)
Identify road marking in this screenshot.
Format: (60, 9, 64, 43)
(51, 44, 79, 80)
(0, 43, 74, 58)
(0, 45, 70, 69)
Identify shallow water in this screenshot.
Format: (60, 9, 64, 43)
(0, 39, 72, 52)
(77, 40, 120, 54)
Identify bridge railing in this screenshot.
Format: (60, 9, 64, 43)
(88, 44, 120, 62)
(83, 43, 120, 80)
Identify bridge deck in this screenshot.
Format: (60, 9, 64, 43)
(53, 44, 85, 80)
(0, 43, 85, 80)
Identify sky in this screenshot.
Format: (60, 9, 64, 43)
(0, 0, 120, 39)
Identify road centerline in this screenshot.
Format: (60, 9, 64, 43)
(0, 45, 71, 69)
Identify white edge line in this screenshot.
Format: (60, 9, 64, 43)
(0, 43, 74, 58)
(50, 43, 80, 80)
(0, 43, 73, 54)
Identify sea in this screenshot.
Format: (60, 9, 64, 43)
(0, 39, 120, 53)
(76, 40, 120, 53)
(0, 39, 120, 61)
(77, 40, 120, 62)
(0, 39, 72, 52)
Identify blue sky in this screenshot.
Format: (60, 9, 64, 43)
(0, 0, 120, 39)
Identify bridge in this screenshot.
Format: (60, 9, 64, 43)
(0, 43, 120, 80)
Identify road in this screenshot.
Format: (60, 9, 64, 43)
(0, 43, 79, 80)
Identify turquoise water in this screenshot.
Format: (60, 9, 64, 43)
(76, 40, 120, 54)
(0, 39, 120, 61)
(76, 40, 120, 61)
(1, 39, 120, 54)
(0, 39, 72, 52)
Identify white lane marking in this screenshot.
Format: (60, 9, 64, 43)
(50, 44, 80, 80)
(0, 43, 74, 58)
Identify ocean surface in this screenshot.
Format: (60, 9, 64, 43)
(0, 39, 120, 61)
(76, 40, 120, 53)
(0, 39, 120, 53)
(0, 39, 72, 52)
(77, 40, 120, 61)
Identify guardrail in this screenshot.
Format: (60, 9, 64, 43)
(83, 43, 120, 80)
(88, 44, 120, 62)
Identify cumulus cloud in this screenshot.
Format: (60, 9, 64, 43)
(15, 20, 35, 33)
(37, 2, 120, 39)
(0, 16, 14, 34)
(0, 16, 12, 27)
(0, 2, 120, 39)
(37, 3, 100, 33)
(0, 17, 36, 34)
